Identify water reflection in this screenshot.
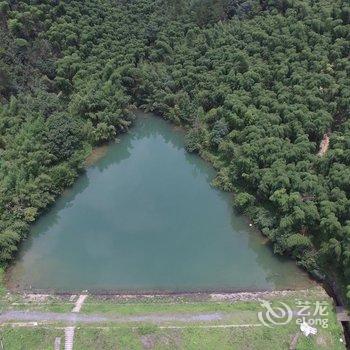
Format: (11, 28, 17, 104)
(8, 112, 312, 292)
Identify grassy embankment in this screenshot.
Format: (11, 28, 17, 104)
(0, 286, 346, 349)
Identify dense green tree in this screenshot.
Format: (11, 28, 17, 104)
(0, 0, 349, 302)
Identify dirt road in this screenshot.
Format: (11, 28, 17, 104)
(0, 310, 225, 324)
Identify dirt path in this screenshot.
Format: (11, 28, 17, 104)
(64, 326, 75, 350)
(0, 310, 228, 324)
(54, 337, 61, 350)
(72, 294, 88, 313)
(318, 134, 330, 156)
(63, 294, 87, 350)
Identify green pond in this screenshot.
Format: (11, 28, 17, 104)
(8, 112, 312, 292)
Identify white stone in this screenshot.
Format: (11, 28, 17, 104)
(300, 321, 317, 336)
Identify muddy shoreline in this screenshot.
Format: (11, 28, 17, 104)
(5, 287, 327, 302)
(5, 281, 317, 297)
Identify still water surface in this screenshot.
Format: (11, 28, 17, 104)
(9, 112, 312, 291)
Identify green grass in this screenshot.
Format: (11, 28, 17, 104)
(81, 300, 259, 315)
(0, 323, 344, 350)
(8, 302, 73, 313)
(72, 323, 345, 350)
(0, 268, 6, 297)
(0, 327, 62, 350)
(79, 288, 327, 316)
(74, 326, 142, 350)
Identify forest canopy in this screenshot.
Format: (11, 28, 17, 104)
(0, 0, 349, 299)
